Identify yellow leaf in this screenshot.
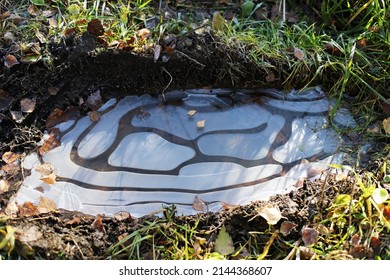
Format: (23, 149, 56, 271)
(212, 12, 226, 32)
(215, 226, 234, 255)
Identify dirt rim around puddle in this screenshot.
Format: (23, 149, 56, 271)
(0, 3, 389, 259)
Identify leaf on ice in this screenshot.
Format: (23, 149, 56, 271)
(214, 226, 234, 255)
(2, 151, 20, 164)
(89, 110, 102, 122)
(187, 110, 197, 117)
(301, 227, 319, 247)
(37, 196, 56, 213)
(20, 97, 36, 113)
(40, 173, 56, 185)
(256, 204, 282, 225)
(192, 195, 206, 211)
(197, 120, 206, 129)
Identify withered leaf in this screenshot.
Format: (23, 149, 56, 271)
(89, 110, 102, 122)
(48, 86, 59, 96)
(40, 172, 56, 185)
(187, 110, 197, 117)
(86, 90, 103, 110)
(66, 217, 81, 225)
(256, 204, 282, 225)
(91, 214, 104, 231)
(154, 44, 162, 62)
(302, 227, 319, 247)
(5, 196, 19, 216)
(38, 129, 61, 155)
(383, 117, 390, 134)
(17, 225, 43, 243)
(2, 151, 20, 164)
(27, 5, 40, 16)
(294, 47, 305, 60)
(87, 18, 104, 36)
(192, 195, 206, 211)
(212, 12, 225, 32)
(197, 120, 206, 129)
(350, 233, 361, 247)
(1, 162, 20, 175)
(4, 54, 19, 68)
(137, 28, 151, 40)
(383, 205, 390, 220)
(265, 72, 275, 83)
(280, 221, 298, 236)
(18, 201, 39, 217)
(20, 97, 36, 113)
(20, 53, 42, 63)
(0, 179, 10, 194)
(306, 166, 324, 178)
(220, 201, 239, 211)
(113, 211, 131, 221)
(42, 8, 57, 17)
(37, 196, 56, 213)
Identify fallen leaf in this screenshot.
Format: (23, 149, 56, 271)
(35, 31, 46, 43)
(192, 195, 206, 211)
(38, 129, 61, 155)
(153, 44, 162, 62)
(220, 201, 239, 211)
(20, 53, 42, 63)
(383, 205, 390, 220)
(89, 110, 102, 122)
(370, 234, 381, 255)
(3, 32, 15, 44)
(113, 211, 131, 221)
(323, 43, 340, 55)
(265, 72, 275, 83)
(383, 117, 390, 134)
(42, 8, 57, 17)
(280, 221, 298, 236)
(27, 5, 40, 16)
(214, 226, 234, 255)
(256, 204, 282, 225)
(294, 177, 305, 188)
(91, 214, 104, 231)
(298, 246, 315, 260)
(48, 17, 57, 27)
(40, 172, 56, 184)
(350, 233, 361, 247)
(66, 217, 81, 225)
(166, 46, 175, 56)
(18, 202, 39, 217)
(302, 227, 319, 247)
(37, 196, 56, 213)
(4, 54, 19, 68)
(137, 28, 151, 40)
(5, 196, 19, 216)
(1, 162, 20, 175)
(356, 38, 366, 48)
(87, 18, 104, 36)
(20, 97, 36, 113)
(2, 151, 20, 164)
(212, 12, 225, 32)
(294, 48, 305, 60)
(306, 166, 324, 178)
(187, 110, 197, 117)
(0, 179, 10, 194)
(197, 120, 206, 129)
(34, 186, 44, 193)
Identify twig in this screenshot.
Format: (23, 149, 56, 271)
(175, 50, 205, 68)
(161, 67, 173, 101)
(284, 239, 301, 260)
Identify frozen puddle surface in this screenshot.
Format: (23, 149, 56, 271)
(17, 88, 356, 217)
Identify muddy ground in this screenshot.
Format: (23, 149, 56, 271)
(0, 3, 388, 259)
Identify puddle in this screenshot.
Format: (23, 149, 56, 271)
(16, 87, 356, 217)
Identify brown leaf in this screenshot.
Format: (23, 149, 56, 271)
(220, 201, 239, 211)
(2, 151, 20, 164)
(48, 86, 59, 96)
(18, 202, 39, 217)
(4, 54, 19, 68)
(20, 97, 36, 113)
(87, 18, 104, 36)
(280, 221, 298, 236)
(0, 179, 10, 194)
(323, 43, 340, 55)
(294, 48, 305, 60)
(3, 32, 15, 44)
(48, 17, 58, 27)
(89, 110, 102, 122)
(1, 162, 20, 175)
(265, 72, 275, 83)
(212, 11, 226, 32)
(5, 196, 19, 216)
(154, 44, 162, 62)
(40, 173, 56, 185)
(193, 195, 206, 211)
(166, 46, 175, 56)
(66, 217, 81, 225)
(256, 204, 282, 225)
(37, 196, 56, 213)
(137, 28, 151, 40)
(42, 8, 57, 17)
(350, 233, 361, 247)
(383, 205, 390, 220)
(113, 211, 131, 221)
(17, 225, 43, 242)
(38, 129, 61, 155)
(370, 235, 381, 255)
(91, 214, 104, 231)
(34, 186, 44, 193)
(383, 117, 390, 134)
(302, 227, 319, 247)
(27, 5, 40, 16)
(306, 166, 324, 178)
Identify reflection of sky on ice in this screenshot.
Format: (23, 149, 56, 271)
(17, 88, 356, 217)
